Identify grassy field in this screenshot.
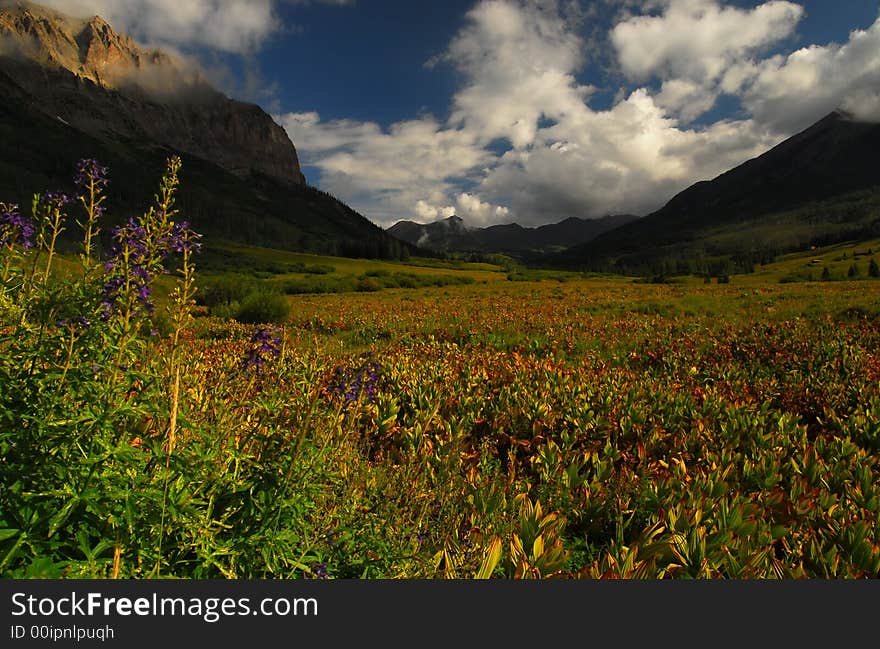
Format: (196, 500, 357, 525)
(2, 165, 879, 578)
(4, 267, 879, 578)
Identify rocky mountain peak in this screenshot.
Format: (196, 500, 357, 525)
(0, 1, 306, 186)
(76, 15, 139, 75)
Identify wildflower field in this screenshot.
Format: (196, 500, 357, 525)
(1, 160, 879, 579)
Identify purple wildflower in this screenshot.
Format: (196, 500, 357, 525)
(137, 284, 153, 312)
(0, 203, 35, 250)
(308, 562, 329, 580)
(167, 220, 203, 255)
(100, 218, 154, 317)
(329, 352, 381, 404)
(56, 316, 92, 330)
(74, 159, 109, 190)
(240, 327, 282, 372)
(41, 192, 72, 209)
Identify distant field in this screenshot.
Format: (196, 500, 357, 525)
(201, 239, 506, 282)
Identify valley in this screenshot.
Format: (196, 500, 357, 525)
(1, 0, 879, 584)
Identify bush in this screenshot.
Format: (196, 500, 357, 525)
(356, 277, 382, 292)
(198, 275, 255, 308)
(210, 300, 240, 320)
(303, 263, 335, 275)
(235, 290, 291, 324)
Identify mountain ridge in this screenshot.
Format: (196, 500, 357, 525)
(556, 111, 880, 274)
(0, 1, 416, 260)
(0, 0, 305, 187)
(388, 213, 638, 255)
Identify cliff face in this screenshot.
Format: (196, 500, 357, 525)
(0, 1, 305, 186)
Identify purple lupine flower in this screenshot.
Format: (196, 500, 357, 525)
(0, 203, 35, 250)
(329, 352, 382, 404)
(167, 220, 203, 255)
(137, 284, 153, 312)
(240, 327, 282, 372)
(56, 316, 92, 330)
(308, 562, 329, 580)
(74, 158, 109, 190)
(100, 219, 155, 317)
(41, 192, 72, 209)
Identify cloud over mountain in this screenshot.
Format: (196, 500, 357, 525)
(29, 0, 352, 54)
(42, 1, 880, 230)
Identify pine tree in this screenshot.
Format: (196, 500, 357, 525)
(869, 258, 880, 278)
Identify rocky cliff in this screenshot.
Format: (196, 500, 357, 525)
(0, 1, 305, 186)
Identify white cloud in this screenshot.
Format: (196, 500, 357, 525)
(280, 1, 791, 227)
(443, 0, 592, 149)
(414, 201, 456, 221)
(477, 88, 778, 224)
(32, 0, 352, 54)
(743, 16, 880, 131)
(35, 0, 276, 53)
(655, 78, 720, 122)
(611, 0, 804, 84)
(455, 193, 510, 225)
(277, 111, 502, 226)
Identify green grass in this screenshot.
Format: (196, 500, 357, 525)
(199, 240, 505, 292)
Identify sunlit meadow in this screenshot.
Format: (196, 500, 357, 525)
(1, 160, 878, 579)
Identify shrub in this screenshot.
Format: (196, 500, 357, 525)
(210, 300, 240, 320)
(304, 263, 335, 275)
(198, 275, 255, 308)
(356, 277, 382, 292)
(235, 290, 291, 324)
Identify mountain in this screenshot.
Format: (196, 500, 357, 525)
(388, 214, 637, 256)
(0, 1, 412, 259)
(558, 111, 880, 275)
(387, 215, 478, 251)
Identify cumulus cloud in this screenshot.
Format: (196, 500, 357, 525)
(26, 1, 880, 229)
(32, 0, 352, 54)
(437, 0, 778, 224)
(611, 0, 803, 83)
(478, 89, 778, 224)
(442, 0, 592, 149)
(35, 0, 277, 53)
(609, 0, 803, 121)
(414, 201, 456, 221)
(742, 16, 880, 131)
(277, 111, 502, 226)
(654, 79, 718, 123)
(281, 0, 788, 227)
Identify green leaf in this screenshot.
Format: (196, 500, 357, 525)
(475, 537, 502, 579)
(47, 497, 80, 538)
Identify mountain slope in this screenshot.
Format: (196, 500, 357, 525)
(559, 111, 880, 274)
(0, 2, 412, 259)
(388, 214, 637, 255)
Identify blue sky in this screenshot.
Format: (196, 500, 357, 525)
(44, 1, 880, 227)
(270, 1, 879, 126)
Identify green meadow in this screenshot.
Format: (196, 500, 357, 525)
(2, 161, 878, 579)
